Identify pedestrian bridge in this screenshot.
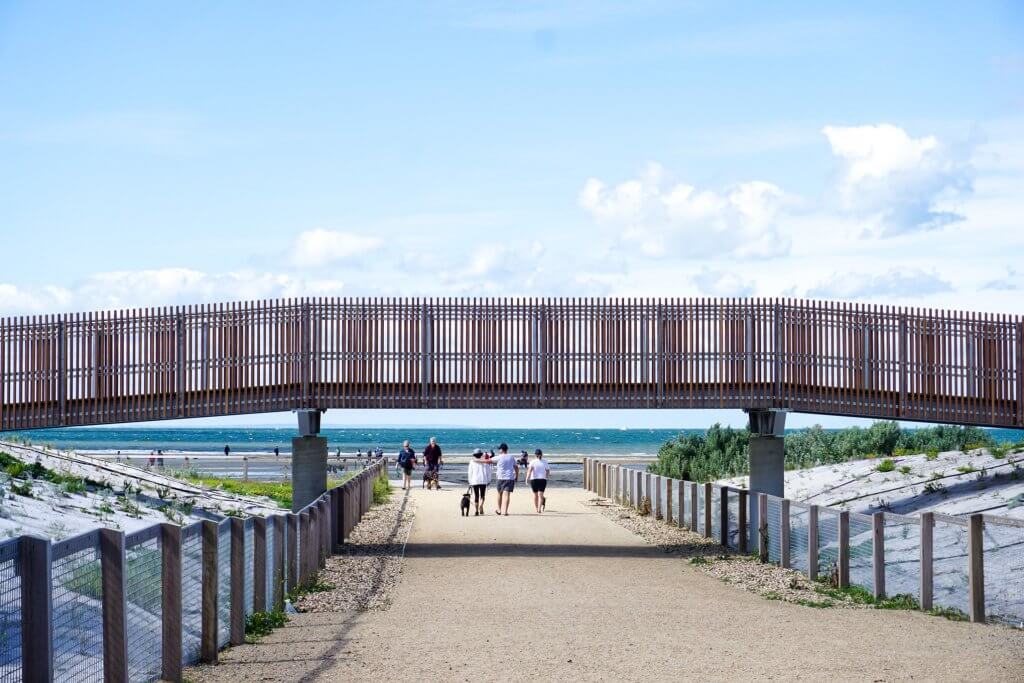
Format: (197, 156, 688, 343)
(1, 297, 1021, 431)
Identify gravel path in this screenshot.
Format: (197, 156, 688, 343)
(187, 486, 1024, 682)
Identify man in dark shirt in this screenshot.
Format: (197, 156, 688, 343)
(423, 436, 443, 490)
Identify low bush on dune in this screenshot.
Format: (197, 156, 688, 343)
(649, 421, 996, 482)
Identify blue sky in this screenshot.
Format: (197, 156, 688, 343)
(1, 2, 1022, 429)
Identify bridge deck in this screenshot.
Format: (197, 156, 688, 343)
(187, 485, 1024, 682)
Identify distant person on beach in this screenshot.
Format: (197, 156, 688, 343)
(467, 448, 493, 515)
(526, 449, 549, 513)
(397, 440, 417, 490)
(224, 445, 230, 457)
(423, 437, 443, 489)
(518, 451, 529, 481)
(274, 447, 279, 458)
(492, 443, 519, 516)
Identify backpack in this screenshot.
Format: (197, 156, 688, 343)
(398, 449, 412, 466)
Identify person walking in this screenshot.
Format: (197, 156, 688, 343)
(492, 443, 518, 516)
(526, 448, 550, 513)
(397, 440, 417, 490)
(224, 444, 230, 457)
(467, 448, 492, 515)
(423, 436, 443, 489)
(274, 446, 279, 458)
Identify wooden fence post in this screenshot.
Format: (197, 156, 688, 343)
(872, 512, 886, 600)
(689, 482, 698, 533)
(677, 480, 685, 529)
(330, 488, 341, 550)
(99, 528, 128, 683)
(838, 511, 850, 589)
(273, 515, 285, 611)
(920, 512, 934, 611)
(968, 514, 985, 623)
(780, 499, 791, 569)
(20, 535, 53, 683)
(299, 512, 311, 587)
(645, 473, 652, 509)
(161, 524, 183, 683)
(655, 476, 663, 519)
(200, 520, 219, 663)
(704, 483, 713, 539)
(738, 490, 748, 554)
(253, 516, 267, 613)
(758, 494, 768, 562)
(287, 514, 299, 593)
(229, 518, 245, 646)
(808, 505, 819, 582)
(719, 486, 729, 547)
(665, 478, 673, 525)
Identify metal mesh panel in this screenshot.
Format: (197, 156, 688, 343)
(125, 535, 162, 682)
(847, 514, 873, 592)
(982, 520, 1024, 627)
(726, 490, 740, 550)
(817, 509, 840, 578)
(883, 517, 921, 602)
(0, 540, 21, 683)
(789, 504, 810, 574)
(670, 481, 681, 524)
(181, 528, 203, 666)
(695, 486, 704, 535)
(244, 520, 254, 617)
(932, 519, 970, 617)
(52, 542, 104, 681)
(265, 521, 276, 608)
(217, 522, 231, 648)
(767, 497, 782, 563)
(710, 488, 721, 540)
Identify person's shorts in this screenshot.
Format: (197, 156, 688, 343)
(401, 465, 413, 475)
(425, 463, 440, 475)
(496, 479, 515, 493)
(530, 479, 547, 493)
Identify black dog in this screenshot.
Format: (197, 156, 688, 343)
(460, 491, 471, 516)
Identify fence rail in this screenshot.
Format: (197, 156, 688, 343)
(1, 297, 1022, 430)
(0, 459, 386, 682)
(584, 458, 1024, 628)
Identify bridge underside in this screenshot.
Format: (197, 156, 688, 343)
(1, 381, 1019, 431)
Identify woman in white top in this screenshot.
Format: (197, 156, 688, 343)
(466, 448, 493, 516)
(525, 448, 550, 513)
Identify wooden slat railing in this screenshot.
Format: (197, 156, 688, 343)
(1, 297, 1021, 430)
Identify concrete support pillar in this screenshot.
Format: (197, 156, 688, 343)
(745, 409, 787, 551)
(292, 436, 327, 512)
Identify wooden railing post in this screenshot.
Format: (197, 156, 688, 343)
(838, 511, 850, 589)
(968, 514, 985, 623)
(780, 499, 791, 568)
(253, 516, 267, 613)
(808, 505, 819, 582)
(200, 520, 219, 663)
(655, 475, 663, 519)
(677, 480, 685, 529)
(920, 512, 934, 611)
(737, 490, 748, 554)
(99, 528, 128, 683)
(21, 535, 53, 683)
(299, 512, 311, 586)
(872, 512, 886, 600)
(758, 494, 768, 562)
(719, 486, 729, 547)
(161, 524, 183, 682)
(704, 483, 713, 539)
(287, 514, 298, 593)
(229, 518, 245, 646)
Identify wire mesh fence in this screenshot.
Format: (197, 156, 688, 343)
(817, 509, 840, 579)
(244, 520, 255, 618)
(982, 518, 1024, 628)
(726, 490, 740, 550)
(0, 540, 21, 683)
(181, 525, 203, 667)
(766, 497, 782, 563)
(932, 518, 971, 618)
(125, 533, 162, 682)
(789, 503, 810, 574)
(696, 485, 705, 536)
(265, 521, 276, 607)
(882, 515, 921, 603)
(710, 487, 721, 541)
(51, 533, 104, 682)
(847, 514, 873, 592)
(217, 522, 231, 649)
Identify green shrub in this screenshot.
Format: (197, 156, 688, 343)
(875, 459, 896, 473)
(925, 449, 940, 461)
(372, 471, 391, 505)
(898, 466, 912, 475)
(956, 465, 976, 474)
(245, 610, 288, 642)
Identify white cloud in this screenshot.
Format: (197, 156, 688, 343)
(806, 269, 952, 300)
(579, 163, 791, 259)
(692, 269, 755, 297)
(289, 230, 382, 268)
(822, 124, 972, 236)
